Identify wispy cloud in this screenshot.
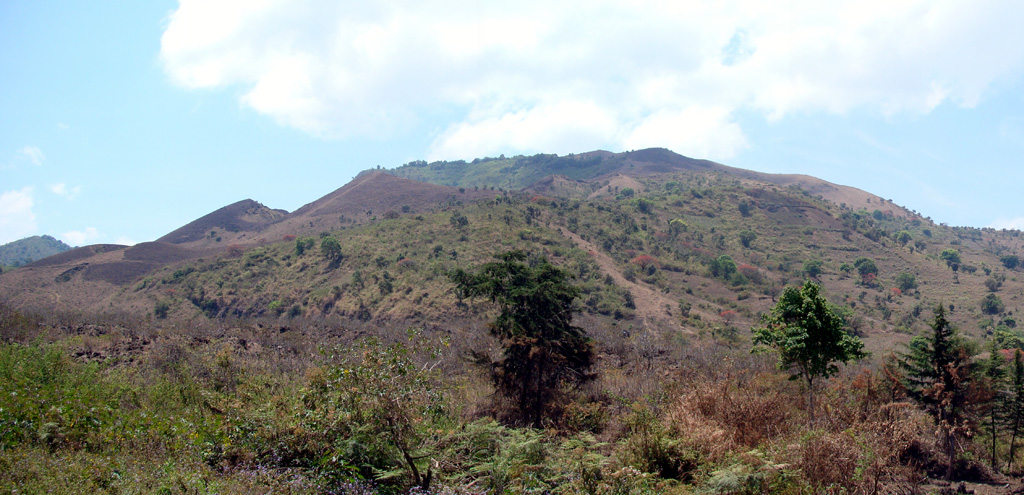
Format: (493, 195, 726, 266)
(17, 146, 45, 166)
(61, 227, 100, 247)
(114, 236, 137, 246)
(161, 1, 1024, 160)
(0, 187, 37, 244)
(990, 217, 1024, 231)
(57, 122, 70, 130)
(50, 183, 82, 200)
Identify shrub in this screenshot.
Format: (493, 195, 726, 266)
(982, 294, 1005, 315)
(154, 300, 170, 319)
(895, 272, 917, 293)
(803, 259, 823, 278)
(299, 331, 447, 489)
(294, 237, 315, 256)
(709, 255, 737, 279)
(738, 264, 763, 284)
(739, 230, 757, 248)
(854, 257, 878, 278)
(320, 236, 342, 261)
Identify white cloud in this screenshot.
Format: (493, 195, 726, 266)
(990, 217, 1024, 231)
(161, 0, 1024, 159)
(17, 146, 44, 166)
(61, 227, 100, 247)
(0, 187, 37, 245)
(57, 123, 69, 130)
(50, 183, 82, 200)
(114, 236, 137, 246)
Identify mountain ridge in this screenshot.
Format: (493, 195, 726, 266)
(1, 148, 1020, 353)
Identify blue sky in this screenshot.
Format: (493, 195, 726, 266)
(2, 1, 1023, 246)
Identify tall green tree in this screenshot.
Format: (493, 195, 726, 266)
(980, 340, 1008, 470)
(898, 305, 973, 480)
(1008, 350, 1024, 469)
(450, 251, 594, 427)
(752, 280, 866, 422)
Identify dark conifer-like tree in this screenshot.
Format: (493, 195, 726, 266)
(898, 305, 973, 480)
(450, 250, 594, 427)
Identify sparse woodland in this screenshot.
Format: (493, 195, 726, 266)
(3, 151, 1024, 493)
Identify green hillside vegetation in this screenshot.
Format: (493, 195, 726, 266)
(380, 152, 627, 190)
(0, 234, 72, 268)
(136, 194, 636, 325)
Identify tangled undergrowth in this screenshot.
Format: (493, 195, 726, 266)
(0, 304, 1004, 494)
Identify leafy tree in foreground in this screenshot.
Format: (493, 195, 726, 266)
(897, 305, 973, 480)
(306, 330, 445, 489)
(752, 280, 866, 422)
(450, 251, 594, 427)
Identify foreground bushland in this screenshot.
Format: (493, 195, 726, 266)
(0, 300, 1012, 494)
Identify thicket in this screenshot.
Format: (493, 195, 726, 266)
(2, 296, 1019, 494)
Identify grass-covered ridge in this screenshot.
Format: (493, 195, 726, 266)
(380, 152, 625, 190)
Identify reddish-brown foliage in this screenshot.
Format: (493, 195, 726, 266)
(719, 310, 737, 324)
(861, 272, 877, 286)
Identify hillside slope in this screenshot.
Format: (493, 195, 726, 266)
(1, 148, 1022, 355)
